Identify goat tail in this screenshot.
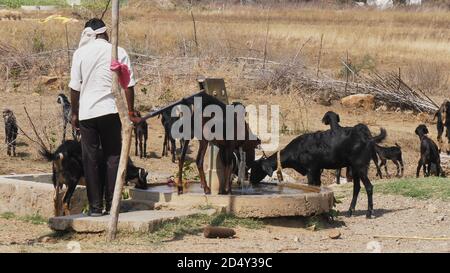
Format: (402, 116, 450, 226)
(395, 142, 401, 148)
(372, 128, 387, 143)
(39, 147, 55, 161)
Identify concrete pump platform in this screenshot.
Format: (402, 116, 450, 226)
(48, 209, 214, 233)
(1, 172, 335, 232)
(129, 182, 335, 218)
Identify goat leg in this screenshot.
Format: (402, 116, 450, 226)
(144, 137, 147, 158)
(177, 139, 190, 194)
(346, 167, 353, 182)
(361, 174, 374, 219)
(53, 183, 62, 217)
(393, 160, 400, 177)
(135, 131, 139, 157)
(348, 174, 361, 217)
(196, 140, 211, 194)
(62, 183, 77, 216)
(380, 160, 389, 178)
(139, 136, 143, 158)
(171, 137, 176, 163)
(162, 134, 167, 157)
(335, 169, 341, 184)
(416, 160, 423, 178)
(399, 159, 404, 177)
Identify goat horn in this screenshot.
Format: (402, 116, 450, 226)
(57, 153, 64, 160)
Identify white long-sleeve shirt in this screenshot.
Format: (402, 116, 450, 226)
(69, 38, 136, 121)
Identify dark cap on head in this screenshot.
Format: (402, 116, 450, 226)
(84, 18, 106, 30)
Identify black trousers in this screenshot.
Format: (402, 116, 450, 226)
(80, 113, 121, 212)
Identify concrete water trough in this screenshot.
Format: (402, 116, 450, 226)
(0, 173, 334, 219)
(0, 172, 334, 232)
(130, 181, 334, 218)
(0, 173, 86, 218)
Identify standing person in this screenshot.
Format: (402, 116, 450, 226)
(69, 18, 141, 216)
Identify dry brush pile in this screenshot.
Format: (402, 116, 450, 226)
(0, 42, 440, 114)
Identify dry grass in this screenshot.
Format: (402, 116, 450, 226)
(2, 5, 450, 90)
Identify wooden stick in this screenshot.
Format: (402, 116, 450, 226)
(345, 51, 349, 93)
(316, 34, 323, 77)
(64, 24, 71, 73)
(107, 0, 134, 242)
(262, 12, 270, 70)
(190, 10, 199, 57)
(23, 106, 48, 151)
(374, 235, 450, 241)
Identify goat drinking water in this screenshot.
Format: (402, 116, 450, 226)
(250, 111, 386, 218)
(41, 140, 148, 216)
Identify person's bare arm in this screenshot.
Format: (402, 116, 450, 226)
(124, 86, 141, 124)
(125, 86, 135, 113)
(71, 89, 80, 131)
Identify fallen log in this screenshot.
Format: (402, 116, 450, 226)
(203, 225, 236, 239)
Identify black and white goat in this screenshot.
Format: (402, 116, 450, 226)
(3, 109, 18, 156)
(57, 93, 79, 141)
(134, 111, 148, 158)
(250, 111, 386, 218)
(41, 140, 148, 216)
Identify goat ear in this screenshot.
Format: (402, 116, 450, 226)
(424, 127, 429, 135)
(322, 114, 330, 125)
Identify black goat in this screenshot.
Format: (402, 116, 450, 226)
(250, 112, 386, 218)
(3, 109, 18, 156)
(134, 111, 148, 158)
(41, 140, 148, 216)
(321, 111, 382, 184)
(161, 106, 182, 163)
(375, 143, 404, 177)
(435, 100, 450, 155)
(57, 93, 79, 141)
(415, 124, 443, 177)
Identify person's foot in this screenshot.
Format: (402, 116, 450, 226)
(87, 209, 103, 217)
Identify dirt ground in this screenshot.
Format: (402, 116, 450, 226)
(0, 182, 449, 253)
(1, 91, 449, 253)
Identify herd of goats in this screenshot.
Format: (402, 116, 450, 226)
(2, 92, 450, 218)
